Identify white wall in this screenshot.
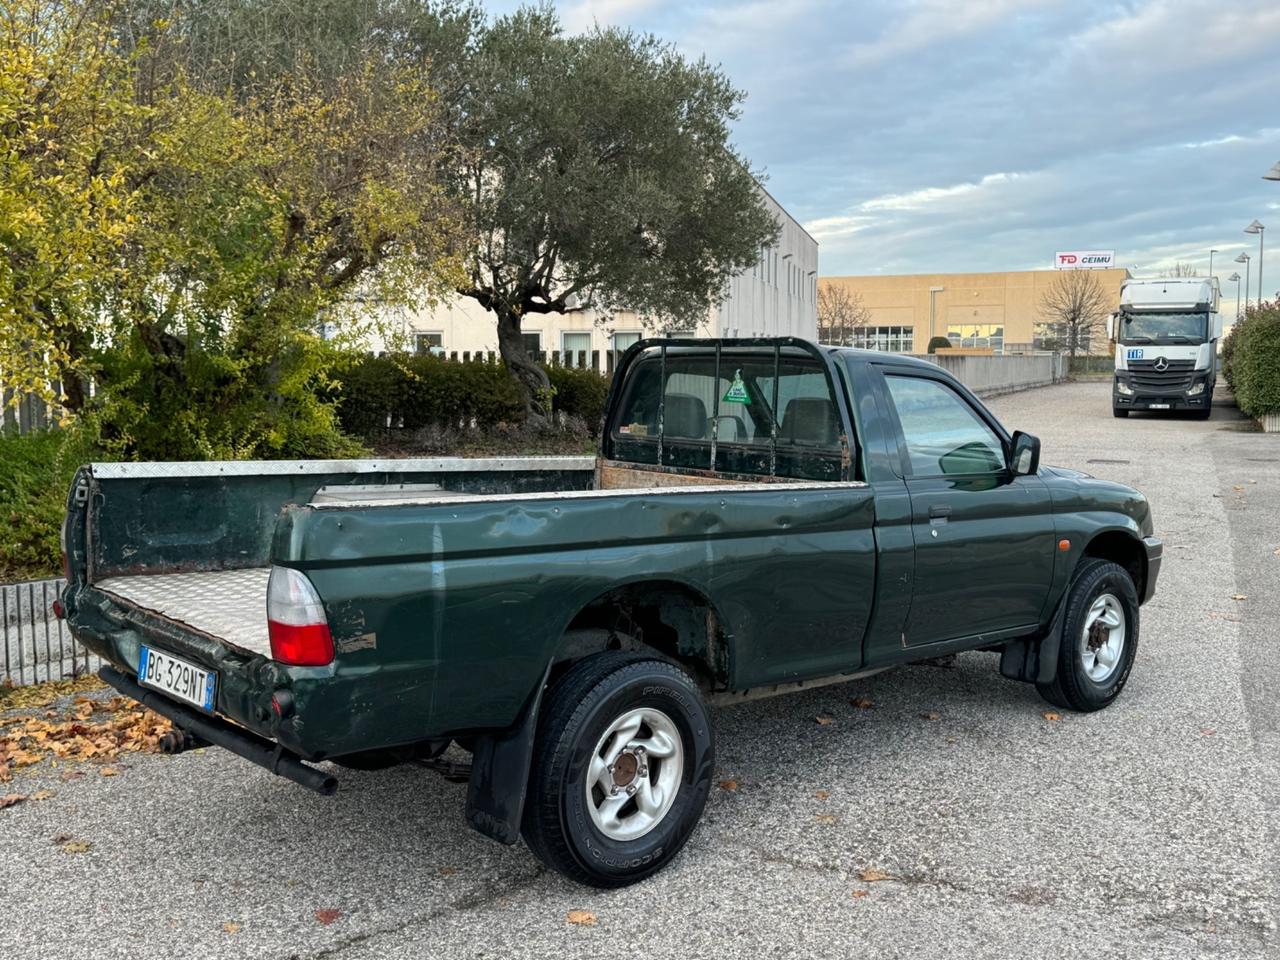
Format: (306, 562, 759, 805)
(715, 185, 819, 340)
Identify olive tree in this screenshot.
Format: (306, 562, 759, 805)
(451, 7, 779, 419)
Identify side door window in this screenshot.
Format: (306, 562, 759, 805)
(883, 375, 1005, 477)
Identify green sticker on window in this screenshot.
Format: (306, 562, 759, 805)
(722, 370, 750, 404)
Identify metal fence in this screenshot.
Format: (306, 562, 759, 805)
(1, 578, 99, 686)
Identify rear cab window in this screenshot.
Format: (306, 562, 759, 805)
(608, 344, 854, 482)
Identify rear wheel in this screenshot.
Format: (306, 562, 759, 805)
(522, 652, 713, 887)
(1037, 559, 1139, 712)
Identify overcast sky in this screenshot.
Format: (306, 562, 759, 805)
(485, 0, 1279, 312)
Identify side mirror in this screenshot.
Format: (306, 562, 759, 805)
(1010, 431, 1040, 476)
(1212, 315, 1223, 339)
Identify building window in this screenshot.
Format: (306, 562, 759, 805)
(850, 326, 914, 353)
(562, 332, 592, 367)
(415, 332, 443, 355)
(1033, 322, 1090, 354)
(612, 331, 641, 352)
(947, 324, 1004, 353)
(522, 332, 542, 355)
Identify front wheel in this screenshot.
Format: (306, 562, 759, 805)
(1112, 407, 1129, 418)
(1037, 559, 1139, 712)
(522, 652, 713, 887)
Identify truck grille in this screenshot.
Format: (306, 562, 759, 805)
(1127, 358, 1195, 391)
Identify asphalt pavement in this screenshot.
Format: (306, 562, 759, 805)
(2, 380, 1277, 959)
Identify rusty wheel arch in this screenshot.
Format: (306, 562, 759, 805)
(554, 580, 731, 692)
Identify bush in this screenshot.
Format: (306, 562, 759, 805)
(0, 428, 105, 581)
(927, 336, 952, 353)
(1229, 299, 1280, 418)
(338, 355, 611, 438)
(546, 365, 610, 428)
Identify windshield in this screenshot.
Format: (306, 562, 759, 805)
(1119, 312, 1208, 345)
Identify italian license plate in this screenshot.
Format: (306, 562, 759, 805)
(137, 645, 216, 713)
(1149, 403, 1171, 409)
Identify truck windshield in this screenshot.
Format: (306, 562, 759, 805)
(1119, 312, 1208, 345)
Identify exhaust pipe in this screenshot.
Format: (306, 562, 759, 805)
(98, 666, 338, 796)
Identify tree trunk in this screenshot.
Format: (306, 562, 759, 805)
(495, 307, 552, 424)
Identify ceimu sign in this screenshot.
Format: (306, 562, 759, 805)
(1055, 250, 1116, 270)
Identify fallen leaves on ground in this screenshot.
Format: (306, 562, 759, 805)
(314, 909, 341, 926)
(0, 695, 171, 781)
(100, 767, 119, 777)
(58, 838, 92, 854)
(1231, 594, 1247, 601)
(222, 922, 242, 935)
(1, 793, 26, 809)
(438, 867, 458, 877)
(0, 675, 106, 712)
(29, 789, 54, 800)
(919, 711, 941, 722)
(814, 789, 831, 800)
(851, 889, 870, 899)
(815, 813, 837, 825)
(851, 697, 874, 709)
(717, 779, 739, 791)
(858, 867, 893, 883)
(1042, 711, 1061, 722)
(566, 910, 597, 927)
(1202, 727, 1216, 736)
(815, 715, 835, 726)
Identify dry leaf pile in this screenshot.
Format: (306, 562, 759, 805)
(0, 695, 172, 782)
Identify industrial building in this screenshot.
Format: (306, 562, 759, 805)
(819, 268, 1131, 355)
(372, 184, 818, 360)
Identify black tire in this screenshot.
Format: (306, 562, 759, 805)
(1194, 401, 1212, 420)
(1037, 559, 1139, 712)
(522, 652, 713, 888)
(1112, 408, 1129, 418)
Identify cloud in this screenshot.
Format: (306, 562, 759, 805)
(843, 0, 1061, 69)
(560, 0, 665, 33)
(860, 173, 1023, 212)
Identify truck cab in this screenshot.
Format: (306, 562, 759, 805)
(1111, 277, 1222, 419)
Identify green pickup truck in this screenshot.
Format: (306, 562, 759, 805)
(61, 338, 1161, 887)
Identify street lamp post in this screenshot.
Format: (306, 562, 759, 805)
(1235, 252, 1251, 315)
(1245, 220, 1265, 305)
(928, 286, 945, 344)
(1228, 272, 1241, 321)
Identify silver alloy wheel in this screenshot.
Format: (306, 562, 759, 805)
(1080, 593, 1126, 683)
(585, 706, 684, 842)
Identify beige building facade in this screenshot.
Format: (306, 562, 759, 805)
(819, 268, 1131, 355)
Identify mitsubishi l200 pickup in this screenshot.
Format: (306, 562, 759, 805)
(61, 338, 1162, 887)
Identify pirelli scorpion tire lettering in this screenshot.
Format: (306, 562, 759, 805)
(521, 652, 714, 887)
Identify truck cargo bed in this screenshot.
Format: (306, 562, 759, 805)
(95, 568, 271, 656)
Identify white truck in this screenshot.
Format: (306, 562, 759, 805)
(1110, 277, 1222, 419)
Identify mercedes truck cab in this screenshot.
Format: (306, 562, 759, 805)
(1110, 277, 1221, 419)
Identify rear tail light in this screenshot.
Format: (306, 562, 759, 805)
(267, 566, 334, 666)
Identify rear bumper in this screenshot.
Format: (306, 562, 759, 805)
(98, 665, 338, 795)
(1141, 536, 1163, 604)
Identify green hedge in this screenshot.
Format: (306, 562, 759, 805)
(0, 428, 105, 581)
(336, 354, 611, 436)
(1226, 300, 1280, 418)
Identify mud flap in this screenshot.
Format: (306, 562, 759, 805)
(464, 662, 552, 845)
(999, 594, 1068, 685)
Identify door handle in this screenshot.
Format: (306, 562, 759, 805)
(928, 505, 952, 520)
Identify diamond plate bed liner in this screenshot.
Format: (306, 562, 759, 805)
(94, 568, 272, 657)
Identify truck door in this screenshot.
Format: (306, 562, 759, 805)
(877, 370, 1057, 647)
